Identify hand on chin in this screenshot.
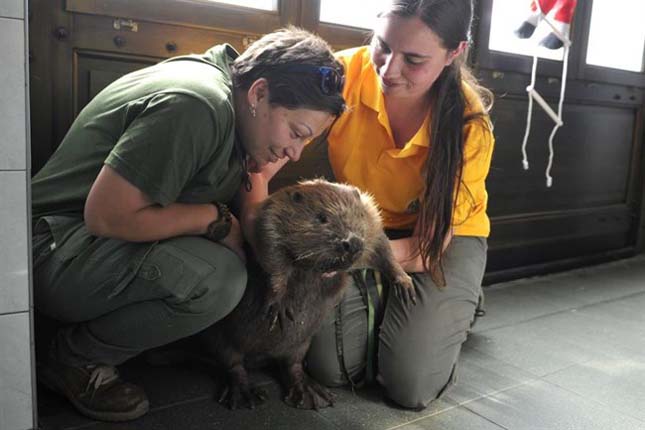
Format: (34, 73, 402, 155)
(248, 157, 290, 179)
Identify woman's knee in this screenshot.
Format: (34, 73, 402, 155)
(378, 353, 456, 409)
(158, 237, 247, 323)
(187, 259, 247, 319)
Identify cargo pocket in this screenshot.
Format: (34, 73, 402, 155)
(129, 241, 218, 303)
(35, 216, 94, 261)
(32, 216, 94, 286)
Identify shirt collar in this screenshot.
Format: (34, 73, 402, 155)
(360, 66, 431, 153)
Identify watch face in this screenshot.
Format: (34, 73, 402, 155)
(207, 219, 231, 242)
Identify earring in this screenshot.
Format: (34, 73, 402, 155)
(249, 104, 257, 118)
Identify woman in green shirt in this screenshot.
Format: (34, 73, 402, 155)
(32, 27, 345, 422)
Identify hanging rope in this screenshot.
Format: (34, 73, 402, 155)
(520, 2, 572, 187)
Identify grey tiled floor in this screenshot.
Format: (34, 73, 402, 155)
(38, 255, 645, 430)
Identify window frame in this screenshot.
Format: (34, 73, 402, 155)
(65, 0, 300, 34)
(299, 0, 372, 50)
(473, 0, 645, 88)
(574, 0, 645, 88)
(472, 0, 583, 79)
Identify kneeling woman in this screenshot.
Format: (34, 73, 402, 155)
(242, 0, 495, 410)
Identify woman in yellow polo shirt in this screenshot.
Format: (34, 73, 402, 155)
(243, 0, 494, 410)
(305, 0, 494, 409)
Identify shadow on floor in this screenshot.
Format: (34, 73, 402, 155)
(37, 255, 645, 430)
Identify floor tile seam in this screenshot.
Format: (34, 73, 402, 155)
(485, 278, 645, 298)
(540, 356, 599, 376)
(472, 305, 580, 334)
(455, 403, 511, 430)
(383, 402, 462, 430)
(383, 385, 527, 430)
(467, 334, 645, 385)
(451, 378, 539, 408)
(56, 420, 105, 430)
(572, 290, 645, 312)
(446, 374, 639, 427)
(312, 409, 345, 430)
(463, 345, 544, 379)
(473, 290, 645, 335)
(536, 352, 642, 380)
(460, 346, 542, 383)
(485, 257, 645, 291)
(149, 394, 216, 412)
(383, 382, 537, 430)
(57, 395, 217, 430)
(465, 375, 645, 427)
(143, 377, 279, 411)
(536, 371, 645, 425)
(484, 282, 645, 303)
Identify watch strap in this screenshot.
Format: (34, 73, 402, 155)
(205, 202, 232, 242)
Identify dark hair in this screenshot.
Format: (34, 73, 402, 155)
(231, 27, 346, 116)
(378, 0, 493, 286)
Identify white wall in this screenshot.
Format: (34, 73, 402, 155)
(0, 0, 36, 429)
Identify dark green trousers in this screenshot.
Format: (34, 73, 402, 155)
(33, 216, 246, 367)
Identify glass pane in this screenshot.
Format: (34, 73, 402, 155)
(201, 0, 277, 11)
(320, 0, 388, 29)
(489, 0, 564, 61)
(586, 0, 645, 72)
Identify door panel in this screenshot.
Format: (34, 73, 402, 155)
(488, 98, 636, 215)
(75, 51, 159, 115)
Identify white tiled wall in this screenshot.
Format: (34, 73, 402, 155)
(0, 1, 35, 429)
(0, 313, 34, 429)
(0, 0, 24, 20)
(0, 17, 27, 170)
(0, 171, 29, 314)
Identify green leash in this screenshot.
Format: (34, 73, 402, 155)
(338, 270, 385, 386)
(360, 270, 384, 384)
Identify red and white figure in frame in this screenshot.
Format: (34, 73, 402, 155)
(515, 0, 578, 49)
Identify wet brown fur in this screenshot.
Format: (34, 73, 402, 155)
(199, 179, 413, 410)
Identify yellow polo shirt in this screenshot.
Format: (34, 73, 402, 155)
(328, 47, 494, 237)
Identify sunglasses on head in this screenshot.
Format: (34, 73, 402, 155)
(278, 64, 345, 95)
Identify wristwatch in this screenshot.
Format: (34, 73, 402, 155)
(204, 202, 232, 242)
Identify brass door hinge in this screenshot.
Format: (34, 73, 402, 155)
(113, 18, 139, 32)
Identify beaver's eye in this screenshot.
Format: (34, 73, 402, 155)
(317, 213, 328, 224)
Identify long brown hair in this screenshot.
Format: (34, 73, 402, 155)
(379, 0, 493, 285)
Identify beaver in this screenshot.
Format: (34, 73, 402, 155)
(199, 179, 415, 410)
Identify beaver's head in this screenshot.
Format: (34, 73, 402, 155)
(260, 179, 382, 273)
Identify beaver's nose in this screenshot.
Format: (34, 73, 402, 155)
(341, 234, 364, 257)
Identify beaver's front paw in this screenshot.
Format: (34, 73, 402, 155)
(392, 273, 417, 306)
(218, 382, 268, 410)
(284, 378, 336, 410)
(263, 277, 294, 331)
(265, 302, 295, 332)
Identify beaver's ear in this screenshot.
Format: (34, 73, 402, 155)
(289, 191, 304, 203)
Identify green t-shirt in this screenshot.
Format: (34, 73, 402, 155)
(32, 44, 244, 220)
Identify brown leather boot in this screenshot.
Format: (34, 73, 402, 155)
(38, 359, 149, 422)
